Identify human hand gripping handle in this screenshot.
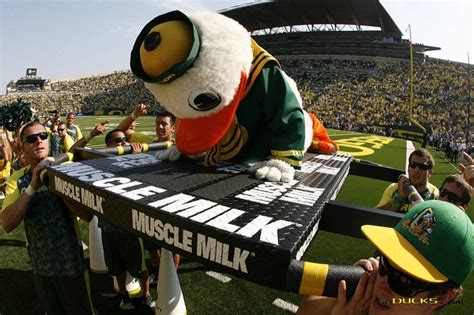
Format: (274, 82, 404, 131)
(34, 157, 59, 190)
(39, 155, 72, 185)
(330, 257, 378, 315)
(396, 174, 423, 205)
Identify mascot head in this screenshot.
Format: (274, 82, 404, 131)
(131, 10, 252, 155)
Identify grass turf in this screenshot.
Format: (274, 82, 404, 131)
(0, 117, 472, 314)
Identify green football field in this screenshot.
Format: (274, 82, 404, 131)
(0, 116, 472, 314)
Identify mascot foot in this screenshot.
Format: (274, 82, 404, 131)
(248, 159, 295, 182)
(156, 146, 182, 161)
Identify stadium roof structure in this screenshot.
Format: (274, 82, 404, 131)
(220, 0, 401, 34)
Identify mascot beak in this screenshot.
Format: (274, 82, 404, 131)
(175, 71, 247, 155)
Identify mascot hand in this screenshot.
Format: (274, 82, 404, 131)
(156, 146, 182, 162)
(248, 159, 295, 183)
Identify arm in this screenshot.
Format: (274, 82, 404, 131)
(63, 198, 92, 222)
(261, 66, 306, 168)
(116, 103, 149, 132)
(1, 145, 11, 163)
(459, 152, 474, 187)
(297, 258, 378, 315)
(1, 160, 48, 232)
(297, 295, 337, 315)
(1, 184, 32, 233)
(69, 121, 108, 152)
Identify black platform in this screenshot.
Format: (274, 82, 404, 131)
(46, 152, 352, 290)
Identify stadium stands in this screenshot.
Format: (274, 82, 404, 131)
(0, 0, 470, 153)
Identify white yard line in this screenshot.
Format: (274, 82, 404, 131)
(205, 271, 232, 283)
(272, 298, 298, 313)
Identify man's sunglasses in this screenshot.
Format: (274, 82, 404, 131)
(379, 255, 438, 297)
(408, 161, 431, 170)
(57, 128, 65, 132)
(439, 188, 467, 205)
(23, 132, 48, 144)
(113, 137, 126, 144)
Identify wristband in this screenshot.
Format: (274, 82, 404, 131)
(130, 113, 137, 120)
(24, 185, 36, 197)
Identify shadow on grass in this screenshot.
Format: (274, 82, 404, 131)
(0, 268, 43, 315)
(0, 239, 26, 247)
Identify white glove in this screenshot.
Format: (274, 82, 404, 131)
(247, 159, 295, 182)
(155, 146, 182, 162)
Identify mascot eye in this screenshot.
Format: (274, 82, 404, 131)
(144, 32, 161, 51)
(188, 90, 221, 111)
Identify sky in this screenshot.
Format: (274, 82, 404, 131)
(0, 0, 472, 95)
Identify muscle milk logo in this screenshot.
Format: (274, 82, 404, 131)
(53, 160, 298, 273)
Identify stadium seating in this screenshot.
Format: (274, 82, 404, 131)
(0, 56, 470, 151)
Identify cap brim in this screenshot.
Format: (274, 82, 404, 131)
(361, 225, 448, 283)
(175, 72, 247, 155)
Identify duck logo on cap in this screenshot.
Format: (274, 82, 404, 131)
(402, 207, 437, 245)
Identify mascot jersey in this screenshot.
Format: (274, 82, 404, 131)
(204, 40, 335, 168)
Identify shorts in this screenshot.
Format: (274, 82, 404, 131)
(101, 231, 147, 278)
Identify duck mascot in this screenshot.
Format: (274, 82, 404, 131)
(130, 10, 338, 182)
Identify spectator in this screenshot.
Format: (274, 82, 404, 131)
(44, 110, 61, 128)
(116, 104, 180, 277)
(153, 110, 175, 142)
(57, 122, 75, 154)
(376, 149, 438, 212)
(438, 175, 471, 211)
(99, 129, 154, 310)
(297, 200, 473, 315)
(1, 121, 94, 314)
(66, 112, 83, 142)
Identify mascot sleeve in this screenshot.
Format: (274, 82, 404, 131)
(259, 66, 306, 168)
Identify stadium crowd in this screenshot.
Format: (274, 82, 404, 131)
(281, 57, 471, 155)
(1, 56, 471, 157)
(1, 71, 159, 116)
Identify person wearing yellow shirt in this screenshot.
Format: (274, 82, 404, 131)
(57, 122, 75, 154)
(118, 104, 176, 144)
(66, 112, 83, 142)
